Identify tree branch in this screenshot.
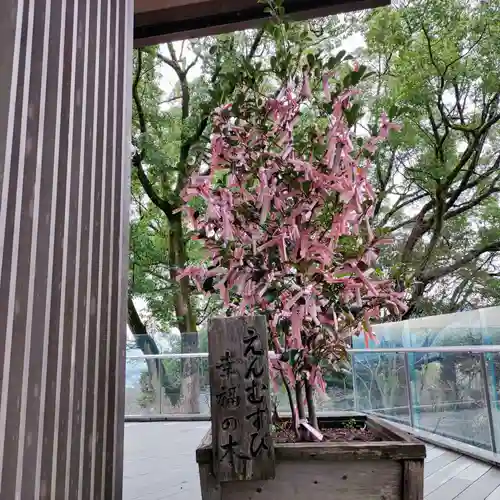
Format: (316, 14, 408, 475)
(157, 50, 190, 122)
(373, 149, 396, 218)
(133, 49, 172, 215)
(422, 241, 500, 283)
(196, 296, 218, 326)
(415, 185, 446, 275)
(425, 102, 446, 163)
(379, 192, 428, 228)
(452, 80, 466, 126)
(462, 153, 500, 192)
(175, 28, 265, 197)
(157, 46, 183, 76)
(445, 185, 500, 221)
(132, 153, 172, 216)
(133, 50, 147, 135)
(445, 134, 488, 209)
(400, 200, 435, 262)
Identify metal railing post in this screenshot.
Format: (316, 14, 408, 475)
(403, 352, 415, 428)
(479, 352, 497, 453)
(159, 377, 163, 415)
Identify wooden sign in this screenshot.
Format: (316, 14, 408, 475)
(208, 315, 275, 482)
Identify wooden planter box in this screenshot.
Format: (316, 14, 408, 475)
(196, 415, 425, 500)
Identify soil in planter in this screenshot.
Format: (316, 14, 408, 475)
(272, 421, 381, 443)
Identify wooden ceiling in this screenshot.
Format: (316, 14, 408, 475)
(134, 0, 389, 47)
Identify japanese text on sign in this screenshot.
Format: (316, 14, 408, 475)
(208, 316, 275, 481)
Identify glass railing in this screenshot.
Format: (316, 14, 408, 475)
(125, 345, 500, 456)
(351, 347, 499, 453)
(125, 352, 211, 416)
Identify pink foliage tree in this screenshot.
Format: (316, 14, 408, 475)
(178, 59, 407, 439)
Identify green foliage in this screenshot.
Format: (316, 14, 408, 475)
(343, 418, 358, 430)
(350, 0, 500, 315)
(129, 14, 355, 335)
(130, 0, 500, 349)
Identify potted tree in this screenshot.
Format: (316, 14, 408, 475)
(179, 34, 425, 500)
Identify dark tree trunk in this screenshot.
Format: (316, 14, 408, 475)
(168, 212, 200, 413)
(127, 296, 168, 410)
(305, 378, 318, 430)
(441, 357, 458, 406)
(295, 381, 308, 440)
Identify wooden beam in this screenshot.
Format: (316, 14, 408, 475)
(134, 0, 390, 47)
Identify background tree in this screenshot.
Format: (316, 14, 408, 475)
(128, 0, 500, 412)
(129, 33, 271, 412)
(129, 15, 349, 410)
(351, 0, 500, 316)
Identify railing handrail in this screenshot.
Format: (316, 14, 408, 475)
(126, 344, 500, 360)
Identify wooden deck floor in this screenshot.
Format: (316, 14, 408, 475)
(123, 422, 500, 500)
(423, 443, 500, 499)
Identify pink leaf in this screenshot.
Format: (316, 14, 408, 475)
(311, 366, 327, 393)
(290, 307, 302, 349)
(182, 64, 406, 429)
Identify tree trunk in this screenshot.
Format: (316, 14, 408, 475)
(127, 296, 167, 412)
(168, 212, 200, 413)
(280, 371, 299, 437)
(441, 357, 458, 406)
(304, 378, 318, 430)
(295, 381, 307, 440)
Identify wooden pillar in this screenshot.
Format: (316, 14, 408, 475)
(0, 0, 132, 498)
